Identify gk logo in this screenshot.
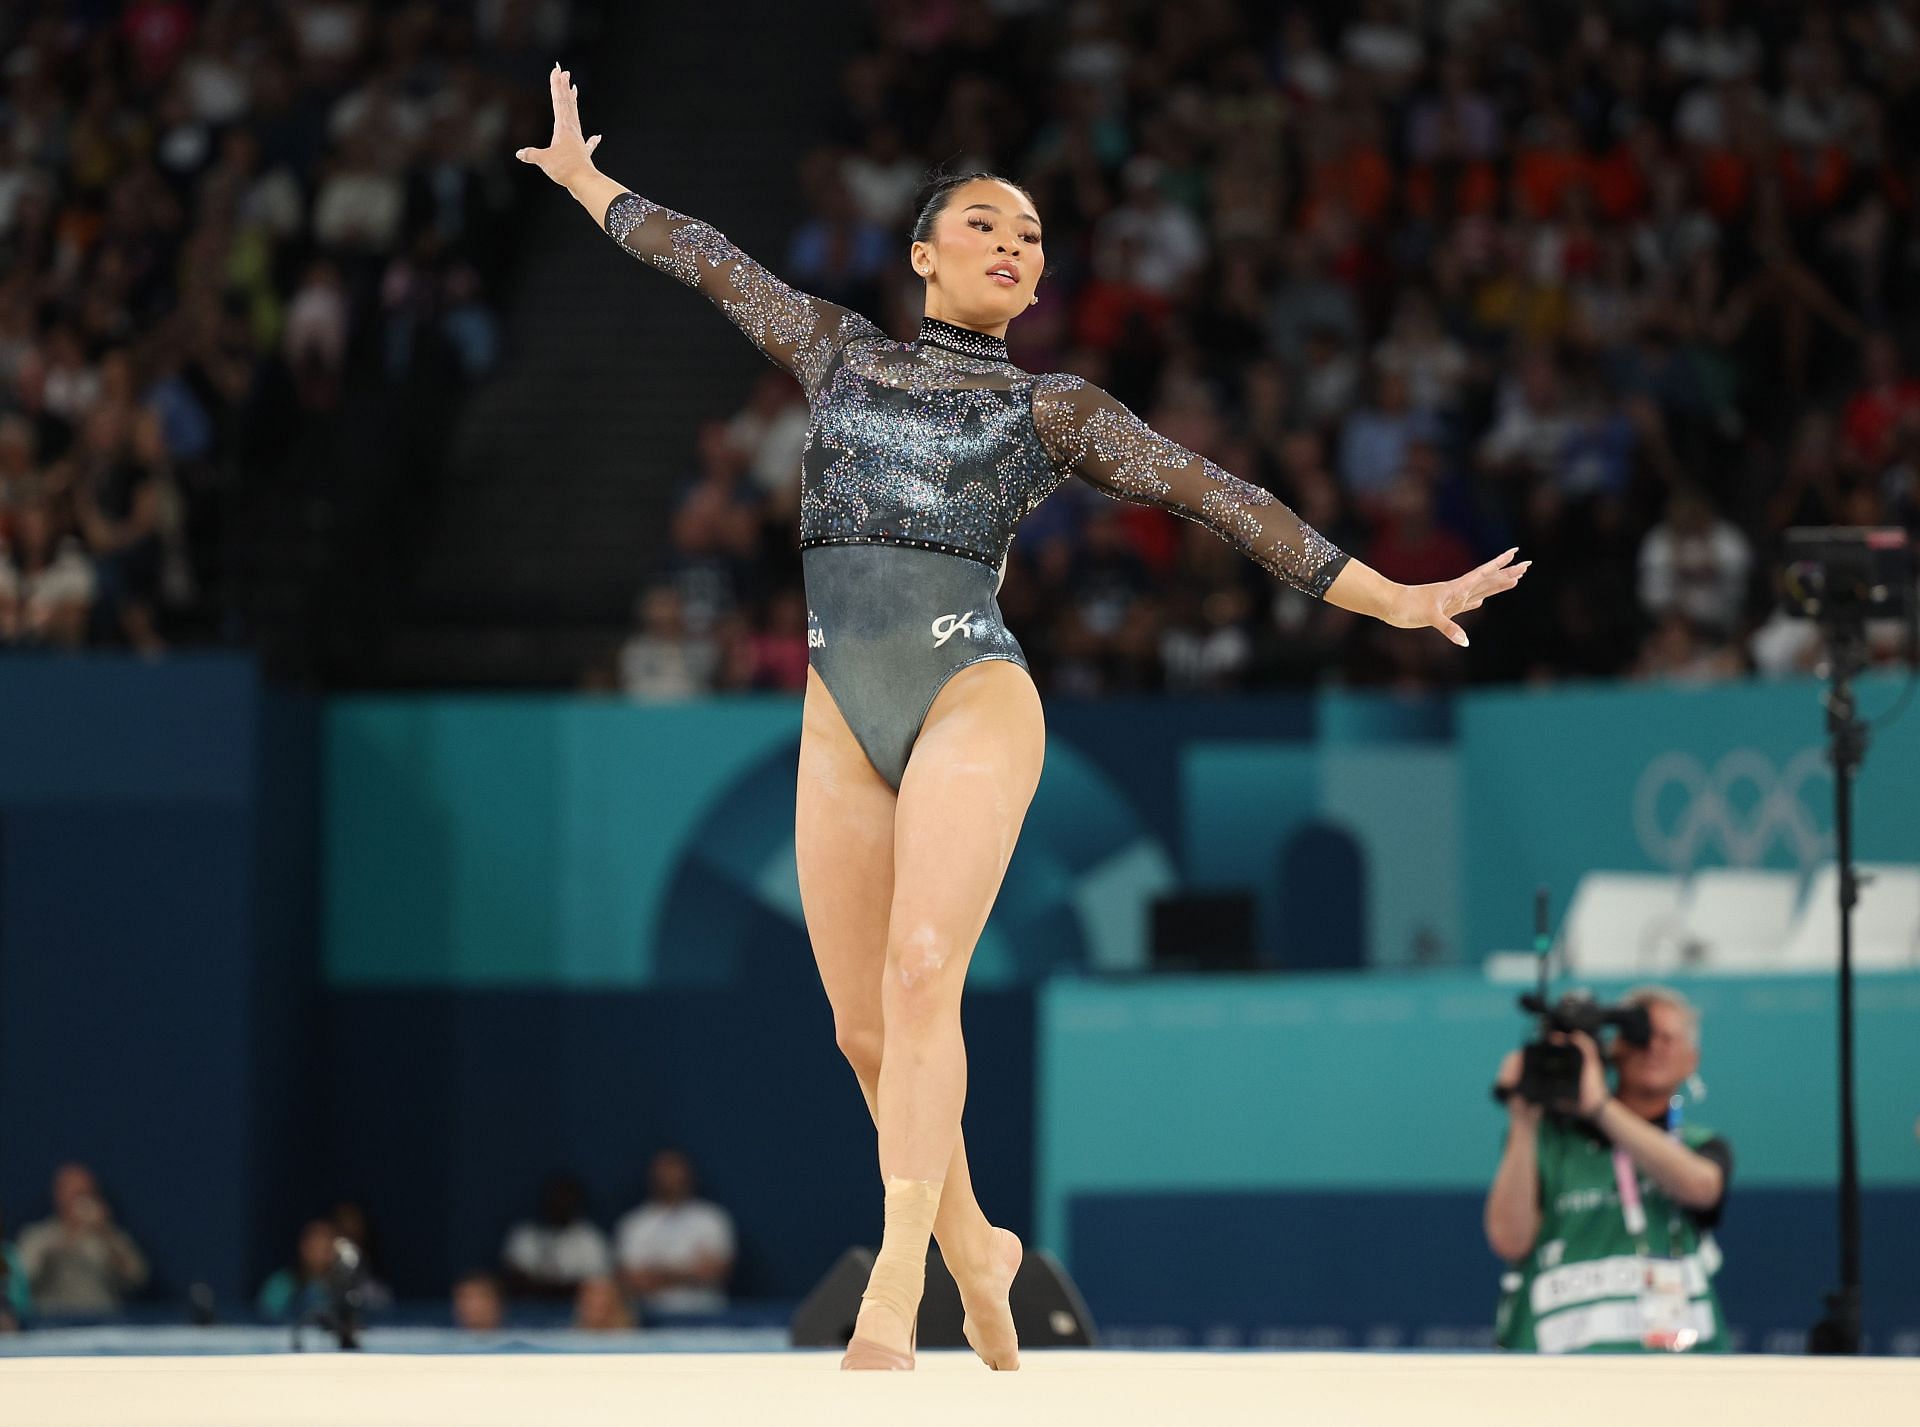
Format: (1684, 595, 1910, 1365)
(931, 611, 976, 647)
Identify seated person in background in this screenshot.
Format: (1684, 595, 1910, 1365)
(256, 1218, 339, 1322)
(2, 1202, 30, 1330)
(1486, 986, 1733, 1353)
(327, 1199, 394, 1311)
(614, 1149, 735, 1314)
(16, 1163, 148, 1313)
(501, 1172, 611, 1300)
(572, 1274, 634, 1331)
(452, 1272, 506, 1332)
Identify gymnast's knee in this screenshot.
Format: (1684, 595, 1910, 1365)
(882, 923, 966, 1025)
(834, 1020, 883, 1083)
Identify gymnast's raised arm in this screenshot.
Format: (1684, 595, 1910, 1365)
(1030, 373, 1530, 646)
(517, 63, 880, 399)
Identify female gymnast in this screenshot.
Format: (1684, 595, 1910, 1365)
(519, 64, 1528, 1372)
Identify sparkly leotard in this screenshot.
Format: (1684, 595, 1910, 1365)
(605, 191, 1351, 786)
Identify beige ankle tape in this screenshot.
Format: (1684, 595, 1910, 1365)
(861, 1176, 944, 1328)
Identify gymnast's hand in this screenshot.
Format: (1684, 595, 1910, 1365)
(1385, 546, 1531, 648)
(516, 62, 603, 186)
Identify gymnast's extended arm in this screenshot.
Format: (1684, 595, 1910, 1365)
(1030, 374, 1529, 643)
(517, 63, 879, 397)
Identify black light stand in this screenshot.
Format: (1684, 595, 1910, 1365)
(1783, 526, 1914, 1357)
(1806, 616, 1868, 1357)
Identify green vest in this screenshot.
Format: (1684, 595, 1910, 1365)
(1495, 1114, 1729, 1353)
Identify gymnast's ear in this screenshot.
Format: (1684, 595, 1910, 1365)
(909, 241, 933, 279)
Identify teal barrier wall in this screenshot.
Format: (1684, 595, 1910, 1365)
(1460, 674, 1920, 955)
(325, 697, 799, 985)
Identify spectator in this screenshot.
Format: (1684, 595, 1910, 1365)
(725, 372, 810, 518)
(0, 413, 33, 519)
(785, 153, 889, 313)
(327, 1199, 393, 1312)
(1478, 350, 1575, 489)
(453, 1272, 507, 1332)
(1637, 486, 1753, 637)
(614, 1149, 735, 1315)
(283, 259, 352, 412)
(1296, 323, 1362, 429)
(1341, 0, 1424, 95)
(667, 420, 765, 631)
(1093, 157, 1208, 301)
(1, 1202, 29, 1331)
(70, 402, 168, 651)
(1160, 582, 1254, 693)
(0, 495, 96, 647)
(727, 586, 811, 692)
(1373, 291, 1469, 418)
(501, 1173, 612, 1301)
(1338, 369, 1430, 512)
(840, 122, 921, 230)
(16, 1163, 148, 1313)
(312, 130, 406, 254)
(256, 1219, 339, 1323)
(618, 585, 720, 701)
(572, 1274, 635, 1332)
(1632, 610, 1745, 684)
(1365, 477, 1476, 591)
(1660, 0, 1762, 84)
(1842, 333, 1920, 472)
(1266, 235, 1361, 367)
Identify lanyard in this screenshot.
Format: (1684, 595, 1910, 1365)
(1612, 1095, 1686, 1258)
(1611, 1146, 1651, 1251)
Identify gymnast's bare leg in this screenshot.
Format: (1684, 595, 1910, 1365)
(795, 662, 1042, 1367)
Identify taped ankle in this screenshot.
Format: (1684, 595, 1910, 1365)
(861, 1176, 944, 1330)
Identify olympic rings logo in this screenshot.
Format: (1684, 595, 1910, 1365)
(1632, 748, 1831, 870)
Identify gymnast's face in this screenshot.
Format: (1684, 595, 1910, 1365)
(912, 178, 1045, 331)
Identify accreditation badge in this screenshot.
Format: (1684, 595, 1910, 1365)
(1637, 1258, 1698, 1351)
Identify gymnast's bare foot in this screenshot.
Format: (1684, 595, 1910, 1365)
(957, 1226, 1023, 1370)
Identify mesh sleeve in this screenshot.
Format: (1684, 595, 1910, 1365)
(603, 190, 883, 399)
(1032, 373, 1351, 597)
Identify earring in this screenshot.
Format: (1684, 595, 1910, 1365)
(1028, 295, 1037, 305)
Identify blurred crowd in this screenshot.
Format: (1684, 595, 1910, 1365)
(0, 0, 570, 652)
(0, 1150, 733, 1332)
(611, 0, 1920, 700)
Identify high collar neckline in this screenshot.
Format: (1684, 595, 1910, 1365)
(917, 315, 1010, 362)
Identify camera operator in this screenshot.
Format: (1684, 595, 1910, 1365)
(1485, 986, 1734, 1353)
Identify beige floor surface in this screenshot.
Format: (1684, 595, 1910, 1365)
(3, 1350, 1916, 1427)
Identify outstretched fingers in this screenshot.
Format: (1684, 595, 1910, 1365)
(1479, 546, 1520, 574)
(1430, 550, 1533, 646)
(548, 64, 580, 136)
(1469, 554, 1531, 600)
(519, 64, 597, 170)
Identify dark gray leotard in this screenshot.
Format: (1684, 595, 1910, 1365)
(604, 191, 1352, 787)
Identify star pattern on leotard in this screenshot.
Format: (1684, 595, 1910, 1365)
(601, 194, 1349, 597)
(1030, 372, 1349, 596)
